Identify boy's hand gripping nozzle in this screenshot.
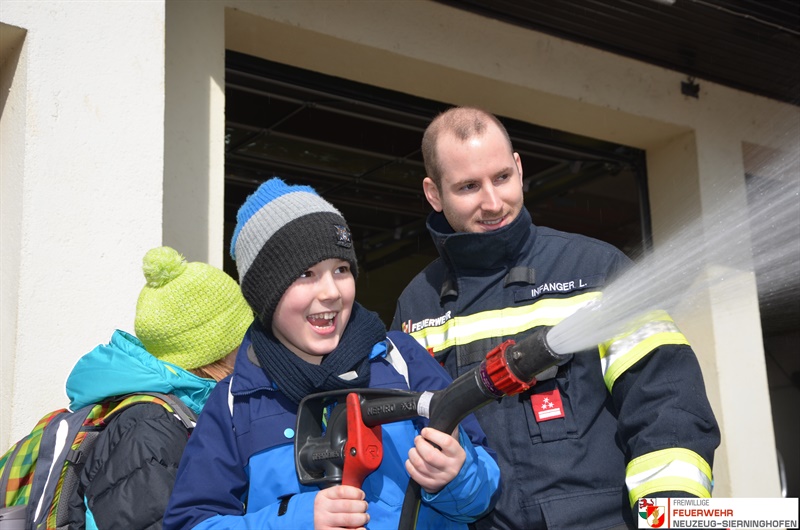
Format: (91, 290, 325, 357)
(294, 326, 573, 528)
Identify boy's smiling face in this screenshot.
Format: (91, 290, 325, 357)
(271, 258, 355, 364)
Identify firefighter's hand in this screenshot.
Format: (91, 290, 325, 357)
(314, 485, 369, 530)
(405, 427, 466, 494)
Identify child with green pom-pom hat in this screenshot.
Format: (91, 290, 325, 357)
(60, 246, 253, 529)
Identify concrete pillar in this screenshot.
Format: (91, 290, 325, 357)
(646, 129, 780, 497)
(163, 0, 226, 267)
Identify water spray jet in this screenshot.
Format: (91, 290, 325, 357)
(545, 151, 799, 356)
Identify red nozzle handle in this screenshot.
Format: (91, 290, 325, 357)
(341, 392, 383, 488)
(483, 339, 535, 396)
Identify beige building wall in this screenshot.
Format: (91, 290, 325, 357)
(2, 0, 796, 498)
(1, 20, 26, 450)
(1, 2, 167, 444)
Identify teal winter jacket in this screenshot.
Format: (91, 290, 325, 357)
(64, 330, 217, 529)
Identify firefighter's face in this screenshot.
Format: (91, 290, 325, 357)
(423, 122, 524, 234)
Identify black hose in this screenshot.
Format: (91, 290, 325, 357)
(397, 326, 572, 529)
(397, 368, 502, 529)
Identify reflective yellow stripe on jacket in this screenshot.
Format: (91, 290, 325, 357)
(599, 312, 690, 393)
(626, 448, 713, 506)
(408, 295, 711, 508)
(408, 292, 602, 354)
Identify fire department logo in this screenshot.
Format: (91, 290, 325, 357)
(400, 312, 452, 334)
(638, 498, 668, 528)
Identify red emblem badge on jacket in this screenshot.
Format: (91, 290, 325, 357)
(530, 388, 565, 422)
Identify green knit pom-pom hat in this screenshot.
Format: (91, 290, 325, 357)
(135, 246, 253, 370)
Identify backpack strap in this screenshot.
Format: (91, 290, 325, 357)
(385, 337, 410, 389)
(57, 428, 102, 529)
(140, 392, 197, 429)
(31, 407, 94, 529)
(228, 377, 235, 417)
(109, 392, 197, 430)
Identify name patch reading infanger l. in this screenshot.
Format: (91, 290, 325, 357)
(530, 279, 587, 298)
(515, 276, 600, 303)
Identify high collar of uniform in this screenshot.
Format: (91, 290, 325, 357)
(427, 207, 535, 273)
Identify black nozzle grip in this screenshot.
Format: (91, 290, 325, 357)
(505, 327, 572, 384)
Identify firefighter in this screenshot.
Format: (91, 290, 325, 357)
(391, 106, 720, 530)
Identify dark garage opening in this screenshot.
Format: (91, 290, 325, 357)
(223, 51, 649, 324)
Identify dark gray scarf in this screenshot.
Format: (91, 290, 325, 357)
(251, 303, 386, 404)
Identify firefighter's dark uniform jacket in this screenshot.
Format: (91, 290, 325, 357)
(391, 208, 720, 530)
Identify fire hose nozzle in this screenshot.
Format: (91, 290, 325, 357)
(483, 340, 532, 395)
(297, 328, 574, 530)
(482, 326, 573, 398)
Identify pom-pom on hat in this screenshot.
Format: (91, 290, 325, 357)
(135, 246, 253, 370)
(230, 178, 357, 326)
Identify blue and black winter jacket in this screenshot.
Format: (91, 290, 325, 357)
(163, 330, 500, 529)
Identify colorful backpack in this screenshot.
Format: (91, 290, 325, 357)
(0, 392, 196, 530)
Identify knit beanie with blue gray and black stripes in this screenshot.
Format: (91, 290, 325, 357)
(230, 178, 357, 326)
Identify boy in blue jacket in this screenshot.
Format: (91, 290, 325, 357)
(163, 178, 500, 530)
